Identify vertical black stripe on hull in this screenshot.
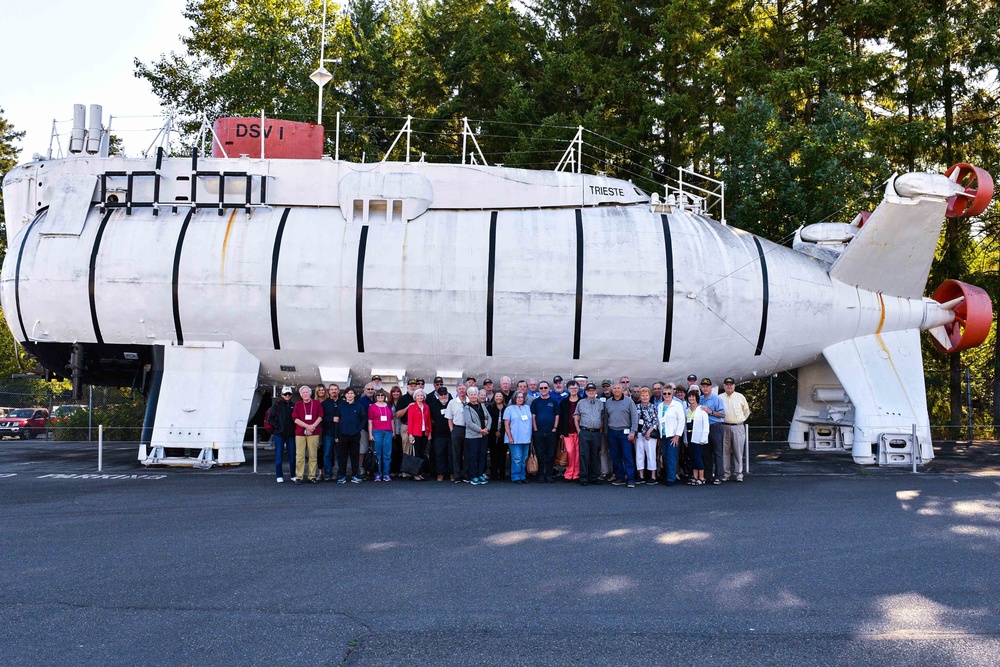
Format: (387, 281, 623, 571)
(486, 211, 498, 356)
(270, 208, 291, 350)
(14, 210, 47, 342)
(356, 225, 370, 354)
(171, 209, 195, 345)
(752, 236, 770, 356)
(660, 214, 675, 363)
(88, 210, 115, 345)
(573, 210, 584, 360)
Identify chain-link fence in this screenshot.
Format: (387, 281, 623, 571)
(0, 369, 994, 444)
(0, 378, 145, 442)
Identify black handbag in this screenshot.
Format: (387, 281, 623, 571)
(401, 453, 426, 477)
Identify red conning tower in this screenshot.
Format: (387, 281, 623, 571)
(212, 118, 324, 159)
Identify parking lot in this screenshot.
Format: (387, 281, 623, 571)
(2, 438, 999, 666)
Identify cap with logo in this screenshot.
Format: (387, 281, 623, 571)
(371, 374, 381, 381)
(281, 386, 293, 395)
(687, 374, 698, 381)
(407, 378, 418, 386)
(483, 378, 493, 385)
(585, 382, 597, 390)
(553, 375, 564, 383)
(436, 386, 449, 396)
(434, 376, 444, 383)
(700, 378, 712, 386)
(465, 376, 476, 382)
(601, 379, 612, 387)
(724, 377, 736, 385)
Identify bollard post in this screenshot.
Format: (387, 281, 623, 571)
(253, 425, 258, 473)
(98, 424, 103, 472)
(88, 385, 93, 442)
(912, 423, 918, 474)
(744, 423, 750, 475)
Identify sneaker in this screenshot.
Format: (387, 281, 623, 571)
(383, 475, 391, 482)
(712, 479, 722, 485)
(293, 478, 302, 485)
(470, 477, 481, 485)
(351, 476, 363, 484)
(647, 479, 658, 486)
(374, 475, 382, 482)
(612, 480, 626, 486)
(735, 475, 744, 482)
(276, 477, 284, 483)
(627, 482, 636, 488)
(337, 477, 347, 484)
(480, 476, 489, 484)
(309, 477, 319, 484)
(636, 478, 646, 485)
(463, 478, 473, 484)
(437, 475, 444, 482)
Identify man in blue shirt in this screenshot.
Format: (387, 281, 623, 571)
(699, 378, 726, 485)
(530, 381, 560, 483)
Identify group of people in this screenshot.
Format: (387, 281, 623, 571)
(265, 373, 751, 488)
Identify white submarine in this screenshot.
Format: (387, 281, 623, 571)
(0, 106, 993, 466)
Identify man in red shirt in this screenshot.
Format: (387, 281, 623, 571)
(292, 385, 323, 484)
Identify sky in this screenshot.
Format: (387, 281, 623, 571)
(0, 0, 191, 159)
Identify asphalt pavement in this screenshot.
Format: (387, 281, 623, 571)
(2, 439, 999, 666)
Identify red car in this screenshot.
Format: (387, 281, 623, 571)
(0, 408, 49, 440)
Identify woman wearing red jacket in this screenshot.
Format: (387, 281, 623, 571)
(405, 390, 433, 481)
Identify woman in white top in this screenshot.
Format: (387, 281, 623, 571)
(685, 389, 709, 485)
(657, 383, 686, 485)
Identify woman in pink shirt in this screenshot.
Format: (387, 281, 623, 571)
(367, 390, 394, 482)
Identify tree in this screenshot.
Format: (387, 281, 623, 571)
(0, 107, 25, 260)
(135, 0, 331, 146)
(0, 108, 34, 377)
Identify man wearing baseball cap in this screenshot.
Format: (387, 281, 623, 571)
(720, 377, 750, 482)
(267, 386, 297, 483)
(550, 375, 568, 403)
(395, 378, 418, 468)
(698, 378, 726, 485)
(574, 382, 604, 485)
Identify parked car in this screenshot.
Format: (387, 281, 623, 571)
(0, 408, 50, 439)
(50, 404, 88, 424)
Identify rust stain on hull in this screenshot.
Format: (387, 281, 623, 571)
(875, 292, 886, 334)
(221, 209, 238, 277)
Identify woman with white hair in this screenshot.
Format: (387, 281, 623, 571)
(463, 387, 492, 485)
(405, 389, 432, 481)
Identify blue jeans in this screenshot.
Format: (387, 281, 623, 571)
(663, 437, 679, 482)
(465, 437, 486, 480)
(322, 435, 336, 477)
(372, 429, 392, 477)
(607, 429, 635, 483)
(273, 434, 296, 478)
(509, 443, 529, 481)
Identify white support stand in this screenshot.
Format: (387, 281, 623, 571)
(141, 341, 260, 467)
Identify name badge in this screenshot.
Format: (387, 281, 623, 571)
(305, 414, 312, 421)
(623, 429, 630, 435)
(380, 416, 388, 421)
(521, 415, 529, 421)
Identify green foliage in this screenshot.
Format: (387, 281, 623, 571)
(127, 0, 1000, 428)
(52, 403, 145, 441)
(0, 107, 25, 260)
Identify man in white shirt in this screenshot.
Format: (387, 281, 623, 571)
(720, 377, 751, 482)
(446, 384, 469, 482)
